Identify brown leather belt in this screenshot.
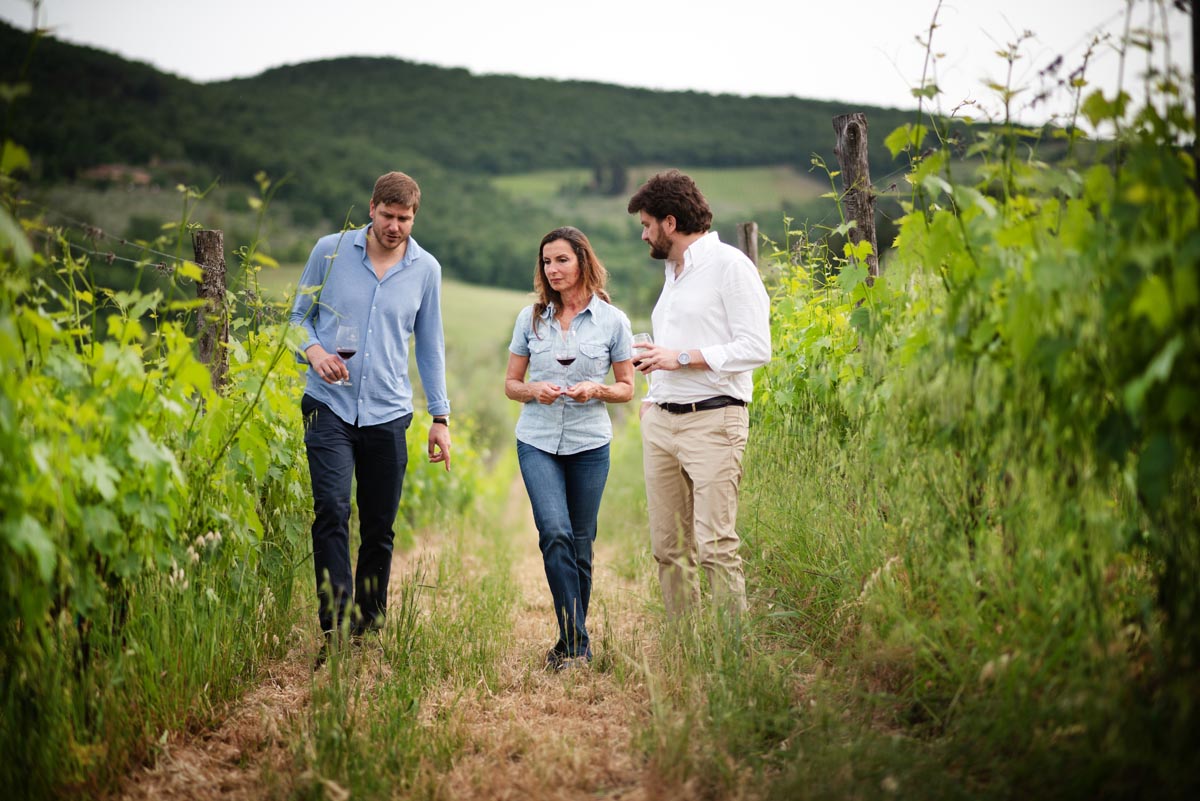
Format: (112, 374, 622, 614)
(657, 396, 746, 414)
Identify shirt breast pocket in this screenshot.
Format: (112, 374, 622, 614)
(578, 342, 610, 379)
(527, 336, 553, 377)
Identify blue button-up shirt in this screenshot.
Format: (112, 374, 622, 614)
(289, 225, 450, 426)
(508, 295, 632, 455)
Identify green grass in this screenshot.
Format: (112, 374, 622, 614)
(1, 528, 311, 798)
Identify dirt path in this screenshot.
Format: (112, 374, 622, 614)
(117, 478, 654, 800)
(420, 478, 654, 800)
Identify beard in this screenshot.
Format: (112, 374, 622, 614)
(647, 234, 670, 260)
(373, 227, 406, 249)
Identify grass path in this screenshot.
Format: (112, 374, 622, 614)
(115, 473, 659, 800)
(419, 475, 655, 800)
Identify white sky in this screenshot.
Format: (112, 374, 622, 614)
(0, 0, 1191, 125)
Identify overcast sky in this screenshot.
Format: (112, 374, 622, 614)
(0, 0, 1190, 126)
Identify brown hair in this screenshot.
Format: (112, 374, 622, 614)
(626, 169, 712, 234)
(372, 171, 421, 212)
(531, 227, 610, 336)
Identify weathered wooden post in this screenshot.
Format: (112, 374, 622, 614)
(192, 229, 229, 391)
(832, 112, 880, 281)
(1193, 6, 1199, 204)
(736, 221, 759, 265)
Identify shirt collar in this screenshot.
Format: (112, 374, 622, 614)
(684, 231, 719, 268)
(355, 224, 424, 267)
(542, 293, 601, 320)
(665, 231, 719, 281)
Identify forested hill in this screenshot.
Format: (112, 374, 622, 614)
(0, 20, 915, 220)
(2, 20, 932, 297)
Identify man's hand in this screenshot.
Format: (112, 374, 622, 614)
(428, 423, 451, 471)
(634, 344, 704, 373)
(633, 343, 684, 373)
(307, 344, 349, 383)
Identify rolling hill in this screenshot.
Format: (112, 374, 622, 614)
(1, 18, 918, 307)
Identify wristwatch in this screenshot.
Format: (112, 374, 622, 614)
(432, 417, 449, 428)
(676, 350, 691, 368)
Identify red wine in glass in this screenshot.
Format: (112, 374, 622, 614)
(332, 324, 359, 386)
(553, 329, 578, 380)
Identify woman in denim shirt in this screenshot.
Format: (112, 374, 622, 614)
(505, 227, 634, 670)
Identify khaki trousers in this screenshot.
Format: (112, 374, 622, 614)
(641, 403, 749, 618)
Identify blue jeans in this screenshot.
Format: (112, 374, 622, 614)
(516, 440, 610, 659)
(302, 395, 411, 635)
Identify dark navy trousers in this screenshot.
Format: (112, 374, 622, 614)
(302, 395, 411, 635)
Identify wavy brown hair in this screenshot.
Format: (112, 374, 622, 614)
(626, 169, 712, 234)
(531, 227, 610, 337)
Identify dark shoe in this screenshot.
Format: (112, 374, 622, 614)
(350, 618, 383, 642)
(313, 639, 331, 671)
(546, 647, 592, 672)
(554, 656, 591, 672)
(314, 630, 351, 670)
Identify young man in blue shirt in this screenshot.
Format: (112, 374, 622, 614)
(289, 171, 451, 661)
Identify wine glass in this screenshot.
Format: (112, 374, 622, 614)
(332, 324, 359, 386)
(632, 332, 653, 369)
(552, 328, 578, 384)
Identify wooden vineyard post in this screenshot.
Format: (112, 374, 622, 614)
(192, 229, 229, 391)
(736, 221, 759, 265)
(1193, 6, 1199, 204)
(832, 112, 880, 282)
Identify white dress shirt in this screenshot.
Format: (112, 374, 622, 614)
(646, 231, 771, 404)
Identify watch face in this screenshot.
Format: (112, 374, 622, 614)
(677, 351, 690, 366)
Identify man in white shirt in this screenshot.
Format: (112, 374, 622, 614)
(627, 170, 772, 619)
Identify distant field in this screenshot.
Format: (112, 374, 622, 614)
(492, 164, 828, 227)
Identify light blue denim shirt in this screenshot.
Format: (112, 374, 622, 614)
(509, 295, 632, 455)
(289, 225, 450, 426)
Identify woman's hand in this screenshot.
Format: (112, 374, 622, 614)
(506, 353, 561, 404)
(564, 381, 601, 403)
(529, 381, 564, 404)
